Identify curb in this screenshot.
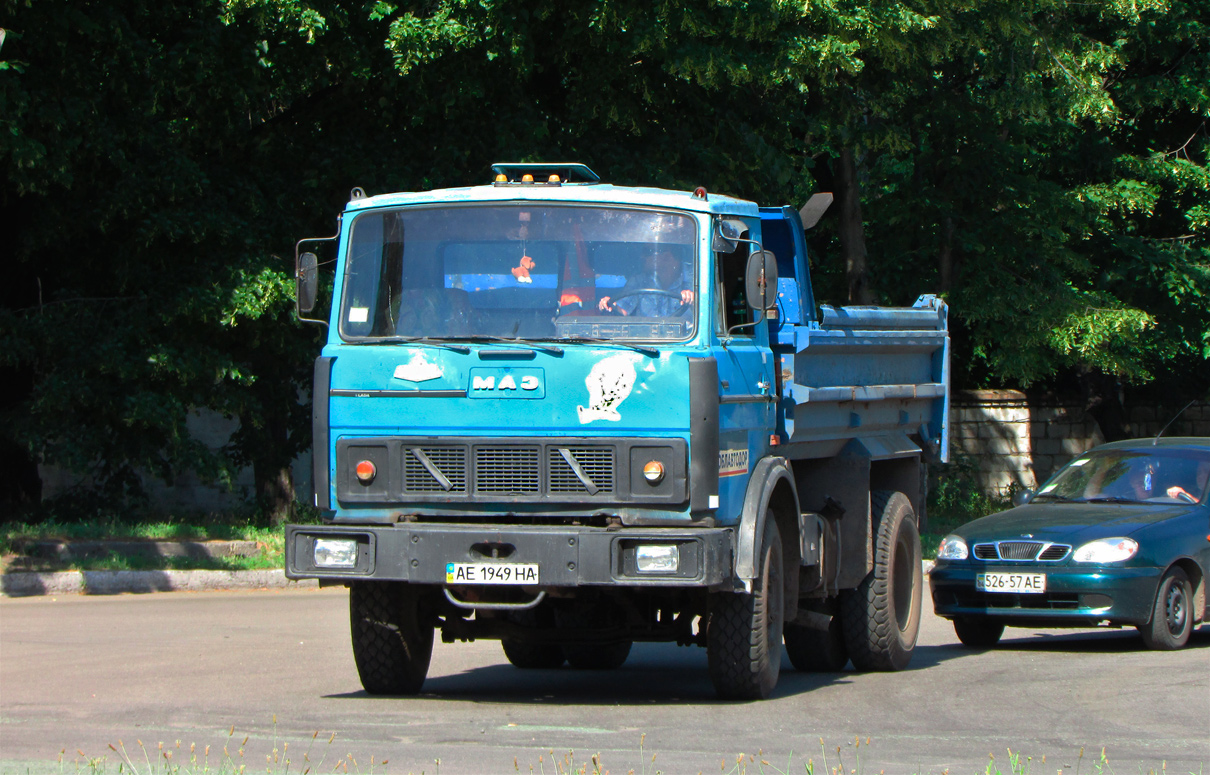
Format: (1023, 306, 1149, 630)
(4, 562, 937, 597)
(1, 569, 318, 597)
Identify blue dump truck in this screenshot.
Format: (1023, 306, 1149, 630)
(286, 163, 949, 699)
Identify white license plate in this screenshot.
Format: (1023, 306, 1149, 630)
(445, 562, 539, 585)
(977, 572, 1046, 593)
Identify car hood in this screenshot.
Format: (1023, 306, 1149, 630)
(955, 502, 1202, 545)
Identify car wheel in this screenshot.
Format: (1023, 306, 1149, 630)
(1139, 566, 1194, 650)
(784, 614, 849, 671)
(707, 513, 784, 699)
(953, 617, 1004, 648)
(839, 491, 923, 671)
(349, 581, 434, 694)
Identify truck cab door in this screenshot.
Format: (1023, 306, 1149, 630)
(710, 221, 775, 524)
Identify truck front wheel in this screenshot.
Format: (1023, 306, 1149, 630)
(839, 490, 922, 671)
(349, 581, 434, 694)
(707, 513, 784, 699)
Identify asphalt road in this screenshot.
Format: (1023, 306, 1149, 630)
(2, 586, 1207, 775)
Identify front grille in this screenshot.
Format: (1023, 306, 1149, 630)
(475, 446, 540, 494)
(403, 447, 468, 492)
(973, 541, 1072, 562)
(945, 589, 1082, 610)
(549, 447, 616, 494)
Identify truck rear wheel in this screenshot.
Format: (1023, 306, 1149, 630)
(839, 490, 922, 671)
(502, 605, 566, 669)
(707, 513, 784, 699)
(563, 641, 633, 670)
(784, 614, 849, 672)
(349, 581, 434, 694)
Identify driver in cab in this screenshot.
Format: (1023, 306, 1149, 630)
(598, 249, 694, 317)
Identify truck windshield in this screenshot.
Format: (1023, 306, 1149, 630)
(339, 204, 698, 343)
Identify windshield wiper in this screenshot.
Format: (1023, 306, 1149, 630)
(352, 336, 471, 353)
(551, 337, 659, 357)
(1030, 493, 1075, 502)
(1081, 496, 1148, 504)
(446, 336, 564, 355)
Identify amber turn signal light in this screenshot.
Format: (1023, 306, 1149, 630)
(642, 460, 665, 484)
(355, 460, 376, 484)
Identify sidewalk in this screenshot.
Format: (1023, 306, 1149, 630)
(3, 556, 934, 597)
(2, 538, 317, 597)
(1, 568, 318, 596)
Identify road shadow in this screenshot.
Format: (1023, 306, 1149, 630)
(986, 623, 1210, 654)
(322, 640, 936, 705)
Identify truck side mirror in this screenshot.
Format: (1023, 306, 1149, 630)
(297, 252, 319, 314)
(1012, 489, 1034, 507)
(745, 250, 778, 310)
(712, 218, 746, 253)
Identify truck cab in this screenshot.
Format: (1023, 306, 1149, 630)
(287, 163, 949, 699)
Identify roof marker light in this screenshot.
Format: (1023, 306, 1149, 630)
(548, 174, 561, 183)
(521, 174, 534, 183)
(495, 173, 508, 182)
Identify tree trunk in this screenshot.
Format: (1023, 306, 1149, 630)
(256, 462, 296, 526)
(939, 216, 955, 293)
(835, 148, 873, 304)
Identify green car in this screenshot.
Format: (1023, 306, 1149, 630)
(930, 437, 1210, 650)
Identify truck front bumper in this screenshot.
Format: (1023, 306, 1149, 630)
(285, 522, 735, 589)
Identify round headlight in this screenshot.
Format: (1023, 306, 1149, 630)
(1073, 537, 1138, 563)
(937, 535, 969, 561)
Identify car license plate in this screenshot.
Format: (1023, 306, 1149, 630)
(976, 572, 1046, 593)
(445, 562, 539, 585)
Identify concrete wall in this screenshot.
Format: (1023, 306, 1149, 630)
(950, 391, 1210, 495)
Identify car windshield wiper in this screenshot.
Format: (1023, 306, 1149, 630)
(445, 336, 564, 355)
(1030, 493, 1075, 502)
(351, 336, 471, 353)
(550, 337, 659, 357)
(1081, 496, 1149, 504)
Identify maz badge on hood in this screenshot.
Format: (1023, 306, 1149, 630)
(394, 353, 443, 383)
(468, 368, 544, 399)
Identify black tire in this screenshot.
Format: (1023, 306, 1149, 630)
(563, 641, 633, 670)
(839, 490, 922, 671)
(349, 581, 434, 695)
(501, 639, 566, 669)
(1139, 567, 1194, 650)
(784, 615, 849, 672)
(707, 513, 784, 700)
(552, 598, 632, 670)
(501, 604, 565, 669)
(953, 617, 1004, 648)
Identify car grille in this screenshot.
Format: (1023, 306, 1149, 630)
(942, 589, 1082, 610)
(401, 443, 616, 497)
(548, 447, 615, 494)
(403, 446, 469, 493)
(972, 541, 1071, 562)
(476, 446, 541, 494)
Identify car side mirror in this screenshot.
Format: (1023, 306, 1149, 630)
(712, 217, 745, 253)
(297, 251, 318, 314)
(1012, 489, 1034, 507)
(745, 249, 778, 310)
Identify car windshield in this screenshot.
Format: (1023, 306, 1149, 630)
(1035, 447, 1210, 504)
(338, 204, 698, 343)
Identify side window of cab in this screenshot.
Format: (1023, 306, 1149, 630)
(714, 222, 754, 336)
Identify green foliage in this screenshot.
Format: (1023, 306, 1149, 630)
(2, 0, 1207, 513)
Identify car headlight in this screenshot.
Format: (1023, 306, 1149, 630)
(937, 535, 969, 561)
(1073, 537, 1138, 563)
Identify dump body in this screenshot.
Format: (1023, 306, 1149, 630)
(285, 167, 949, 698)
